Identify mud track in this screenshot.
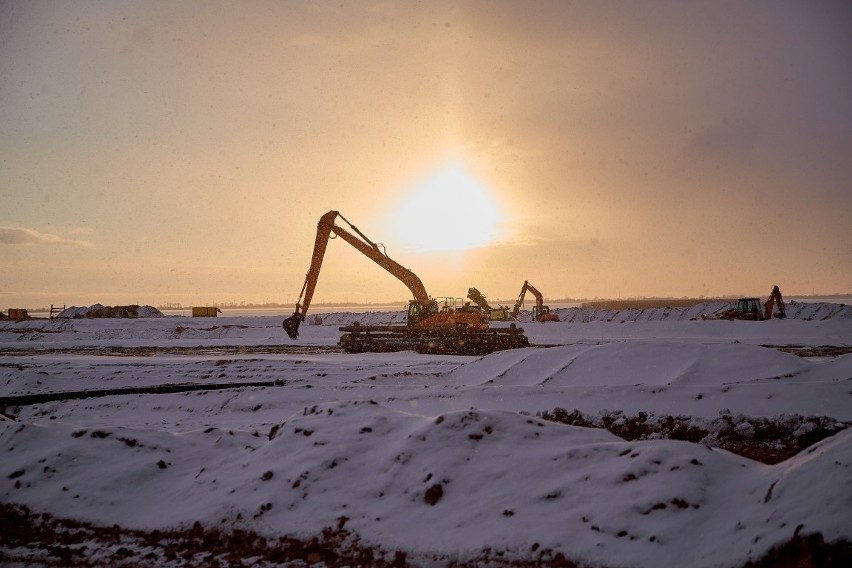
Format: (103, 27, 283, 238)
(0, 380, 288, 410)
(0, 345, 343, 357)
(2, 343, 850, 358)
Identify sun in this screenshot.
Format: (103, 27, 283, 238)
(386, 160, 505, 253)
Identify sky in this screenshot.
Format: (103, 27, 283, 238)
(1, 0, 851, 309)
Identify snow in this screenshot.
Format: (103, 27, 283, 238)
(1, 303, 851, 566)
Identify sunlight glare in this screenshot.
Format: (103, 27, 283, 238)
(387, 161, 504, 253)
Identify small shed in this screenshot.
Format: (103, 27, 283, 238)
(8, 309, 30, 321)
(192, 307, 221, 317)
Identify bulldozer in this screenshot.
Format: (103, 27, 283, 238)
(511, 280, 560, 322)
(719, 285, 787, 321)
(283, 211, 529, 355)
(466, 287, 511, 321)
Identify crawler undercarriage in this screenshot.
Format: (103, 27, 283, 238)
(338, 323, 529, 355)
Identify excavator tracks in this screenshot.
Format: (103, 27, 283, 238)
(338, 323, 530, 355)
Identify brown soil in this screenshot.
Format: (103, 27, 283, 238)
(0, 503, 407, 568)
(1, 503, 849, 568)
(538, 409, 847, 465)
(771, 345, 852, 357)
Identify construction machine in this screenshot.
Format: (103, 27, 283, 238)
(283, 211, 529, 355)
(511, 280, 560, 322)
(466, 287, 511, 321)
(720, 285, 787, 321)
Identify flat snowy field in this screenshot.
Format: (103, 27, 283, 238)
(1, 301, 851, 567)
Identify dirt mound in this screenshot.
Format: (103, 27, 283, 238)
(56, 304, 164, 319)
(2, 503, 849, 568)
(538, 408, 847, 464)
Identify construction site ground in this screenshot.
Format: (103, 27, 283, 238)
(1, 302, 851, 567)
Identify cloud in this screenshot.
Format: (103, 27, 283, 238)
(0, 226, 92, 247)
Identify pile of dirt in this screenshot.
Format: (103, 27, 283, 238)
(538, 408, 847, 464)
(1, 503, 849, 568)
(56, 304, 164, 319)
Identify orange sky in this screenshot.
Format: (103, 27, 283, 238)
(1, 1, 851, 309)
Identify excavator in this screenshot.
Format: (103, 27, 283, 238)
(283, 211, 529, 355)
(466, 287, 511, 321)
(511, 280, 560, 322)
(720, 285, 787, 321)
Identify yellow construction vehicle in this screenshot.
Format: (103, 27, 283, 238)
(466, 287, 511, 321)
(511, 280, 560, 322)
(283, 211, 529, 354)
(720, 285, 787, 321)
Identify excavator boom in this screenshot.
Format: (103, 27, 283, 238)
(284, 211, 430, 339)
(764, 285, 786, 320)
(467, 288, 492, 312)
(467, 287, 511, 321)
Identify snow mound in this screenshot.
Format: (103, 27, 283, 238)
(3, 401, 850, 568)
(449, 342, 813, 387)
(549, 301, 851, 323)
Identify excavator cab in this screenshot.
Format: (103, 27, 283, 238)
(407, 298, 487, 327)
(735, 298, 763, 320)
(532, 305, 560, 322)
(406, 300, 439, 326)
(532, 305, 549, 322)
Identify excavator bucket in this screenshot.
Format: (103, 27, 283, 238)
(283, 313, 303, 340)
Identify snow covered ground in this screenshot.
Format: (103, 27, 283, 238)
(1, 302, 851, 567)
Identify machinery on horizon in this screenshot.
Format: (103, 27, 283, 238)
(283, 211, 529, 354)
(719, 285, 787, 321)
(466, 287, 511, 321)
(511, 280, 560, 322)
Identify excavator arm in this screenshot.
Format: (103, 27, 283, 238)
(763, 285, 786, 320)
(467, 288, 493, 311)
(511, 283, 526, 318)
(283, 211, 430, 339)
(468, 287, 511, 321)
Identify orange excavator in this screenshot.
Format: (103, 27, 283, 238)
(511, 280, 560, 322)
(283, 211, 529, 354)
(720, 285, 787, 321)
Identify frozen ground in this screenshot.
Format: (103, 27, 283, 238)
(1, 301, 851, 567)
